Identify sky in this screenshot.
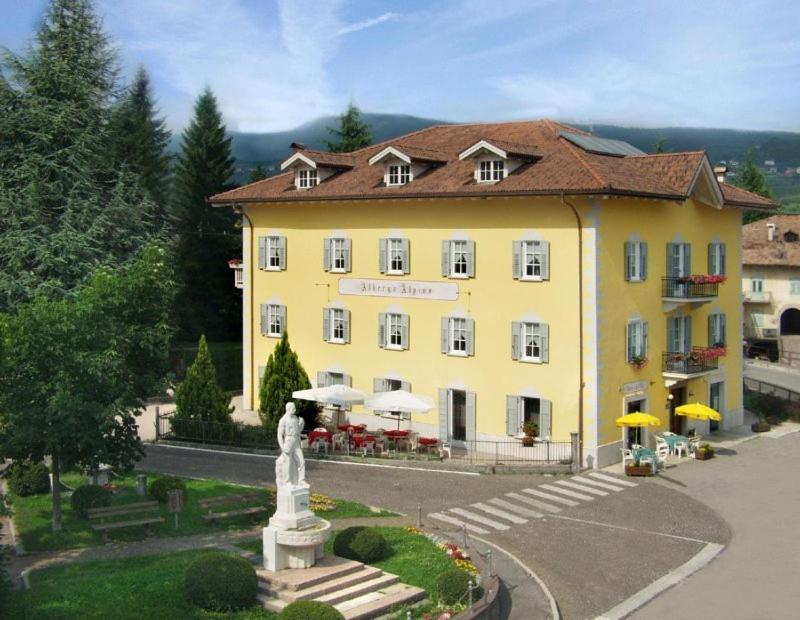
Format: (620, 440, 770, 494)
(2, 0, 799, 133)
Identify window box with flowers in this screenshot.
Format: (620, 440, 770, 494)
(630, 355, 648, 370)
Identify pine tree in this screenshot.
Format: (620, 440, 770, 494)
(259, 332, 318, 434)
(326, 104, 372, 153)
(108, 66, 172, 217)
(172, 88, 240, 341)
(175, 335, 234, 425)
(247, 165, 268, 183)
(736, 149, 774, 224)
(654, 137, 668, 153)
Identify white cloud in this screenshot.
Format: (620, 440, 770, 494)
(336, 12, 398, 37)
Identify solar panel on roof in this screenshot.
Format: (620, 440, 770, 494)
(560, 132, 645, 157)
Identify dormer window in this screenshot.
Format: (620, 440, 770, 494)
(388, 164, 411, 186)
(297, 168, 318, 189)
(479, 160, 505, 183)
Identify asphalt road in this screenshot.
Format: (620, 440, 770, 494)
(140, 444, 728, 619)
(743, 360, 800, 392)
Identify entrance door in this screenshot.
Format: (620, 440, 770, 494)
(709, 382, 723, 432)
(626, 398, 647, 447)
(669, 387, 686, 434)
(450, 390, 467, 442)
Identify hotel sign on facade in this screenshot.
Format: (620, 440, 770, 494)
(338, 278, 458, 301)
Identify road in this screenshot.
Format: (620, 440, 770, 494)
(743, 360, 800, 393)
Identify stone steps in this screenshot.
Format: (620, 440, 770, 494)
(340, 583, 427, 620)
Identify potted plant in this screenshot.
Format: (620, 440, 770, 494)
(695, 443, 715, 460)
(521, 421, 538, 447)
(630, 355, 648, 369)
(751, 417, 771, 433)
(625, 462, 655, 476)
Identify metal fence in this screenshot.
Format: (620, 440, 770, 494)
(661, 348, 720, 375)
(455, 439, 573, 465)
(156, 412, 279, 450)
(661, 277, 719, 299)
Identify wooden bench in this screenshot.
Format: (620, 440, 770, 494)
(198, 492, 271, 523)
(88, 501, 164, 542)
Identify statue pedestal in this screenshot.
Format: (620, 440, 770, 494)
(269, 485, 317, 530)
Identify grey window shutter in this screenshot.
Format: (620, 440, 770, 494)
(373, 377, 386, 392)
(506, 395, 520, 435)
(438, 389, 449, 441)
(540, 400, 552, 438)
(708, 243, 715, 275)
(667, 317, 678, 352)
(643, 321, 649, 358)
(323, 308, 331, 342)
(465, 391, 477, 441)
(400, 314, 410, 350)
(684, 243, 691, 276)
(708, 314, 714, 347)
(258, 366, 266, 381)
(258, 236, 267, 269)
(317, 371, 328, 388)
(344, 238, 352, 272)
(624, 242, 633, 281)
(378, 312, 387, 348)
(684, 315, 692, 352)
(278, 305, 287, 335)
(440, 317, 449, 353)
(441, 241, 450, 276)
(540, 323, 549, 363)
(466, 318, 475, 356)
(323, 238, 331, 272)
(277, 236, 287, 270)
(720, 314, 726, 346)
(719, 243, 726, 275)
(540, 241, 550, 280)
(343, 374, 352, 387)
(343, 309, 351, 343)
(260, 304, 267, 335)
(626, 321, 634, 362)
(400, 380, 411, 391)
(666, 243, 676, 277)
(512, 241, 522, 280)
(640, 242, 648, 280)
(379, 239, 388, 273)
(401, 238, 410, 274)
(511, 321, 521, 360)
(466, 241, 476, 277)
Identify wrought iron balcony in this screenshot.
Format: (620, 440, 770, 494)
(661, 277, 720, 300)
(662, 347, 721, 376)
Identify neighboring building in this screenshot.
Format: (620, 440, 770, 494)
(743, 215, 800, 366)
(211, 120, 775, 468)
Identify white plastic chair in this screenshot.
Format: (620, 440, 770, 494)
(655, 443, 669, 468)
(621, 448, 635, 467)
(332, 433, 346, 452)
(674, 440, 688, 458)
(311, 439, 329, 454)
(360, 439, 376, 457)
(688, 436, 701, 458)
(439, 441, 452, 459)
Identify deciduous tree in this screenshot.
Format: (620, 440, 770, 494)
(737, 149, 775, 223)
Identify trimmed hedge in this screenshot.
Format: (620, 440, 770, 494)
(184, 552, 257, 612)
(6, 460, 50, 497)
(149, 476, 187, 503)
(278, 600, 344, 620)
(434, 568, 482, 605)
(333, 526, 388, 563)
(71, 484, 112, 518)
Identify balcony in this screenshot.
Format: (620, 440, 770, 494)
(662, 347, 721, 380)
(661, 276, 721, 311)
(228, 259, 243, 289)
(743, 290, 772, 304)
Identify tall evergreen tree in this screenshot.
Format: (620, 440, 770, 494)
(247, 164, 268, 184)
(736, 149, 775, 224)
(326, 103, 372, 153)
(172, 88, 240, 341)
(654, 137, 668, 154)
(174, 334, 234, 424)
(108, 66, 172, 218)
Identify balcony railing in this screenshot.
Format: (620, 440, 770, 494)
(661, 277, 720, 299)
(662, 347, 720, 375)
(743, 290, 772, 303)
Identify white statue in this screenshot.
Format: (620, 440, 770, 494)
(275, 402, 306, 488)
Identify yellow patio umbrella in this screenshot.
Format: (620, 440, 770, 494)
(675, 402, 722, 421)
(615, 412, 661, 428)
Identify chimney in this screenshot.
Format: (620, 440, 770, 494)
(713, 165, 728, 183)
(767, 222, 776, 241)
(290, 142, 307, 151)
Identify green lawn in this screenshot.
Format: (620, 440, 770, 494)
(11, 472, 393, 553)
(4, 550, 277, 620)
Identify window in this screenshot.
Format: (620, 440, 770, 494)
(524, 241, 543, 279)
(451, 318, 467, 353)
(268, 237, 281, 269)
(625, 241, 648, 282)
(373, 377, 408, 393)
(260, 304, 285, 337)
(667, 242, 691, 278)
(506, 395, 552, 438)
(318, 371, 351, 387)
(522, 323, 542, 361)
(379, 238, 409, 275)
(297, 168, 318, 189)
(513, 240, 549, 280)
(478, 159, 504, 182)
(442, 240, 475, 278)
(791, 278, 800, 295)
(387, 164, 411, 186)
(626, 320, 648, 362)
(752, 278, 764, 293)
(332, 238, 346, 271)
(452, 241, 468, 276)
(511, 322, 549, 363)
(323, 307, 350, 344)
(438, 388, 476, 443)
(331, 309, 345, 342)
(708, 242, 726, 276)
(378, 312, 409, 350)
(709, 313, 726, 347)
(389, 239, 404, 273)
(324, 237, 351, 272)
(441, 317, 474, 356)
(258, 235, 286, 270)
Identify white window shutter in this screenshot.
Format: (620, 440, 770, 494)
(400, 314, 410, 350)
(441, 241, 450, 276)
(323, 308, 331, 342)
(684, 243, 692, 276)
(344, 238, 352, 272)
(720, 314, 726, 345)
(540, 323, 549, 363)
(323, 238, 331, 272)
(708, 243, 715, 275)
(277, 236, 286, 270)
(373, 377, 386, 392)
(684, 315, 692, 352)
(379, 238, 388, 273)
(506, 395, 520, 435)
(719, 243, 726, 275)
(626, 322, 634, 362)
(260, 304, 267, 335)
(378, 312, 387, 348)
(708, 314, 715, 347)
(401, 238, 410, 274)
(540, 241, 550, 280)
(343, 309, 351, 343)
(466, 318, 475, 356)
(438, 389, 449, 442)
(465, 391, 477, 441)
(511, 321, 521, 360)
(540, 400, 552, 438)
(258, 366, 266, 381)
(624, 242, 633, 281)
(343, 374, 352, 387)
(317, 371, 328, 388)
(640, 242, 648, 280)
(278, 305, 287, 335)
(258, 236, 267, 269)
(400, 380, 411, 391)
(512, 241, 522, 280)
(643, 321, 649, 358)
(466, 241, 476, 277)
(440, 317, 449, 353)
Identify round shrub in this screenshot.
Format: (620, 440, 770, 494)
(184, 552, 257, 612)
(149, 475, 186, 503)
(71, 484, 112, 518)
(278, 600, 344, 620)
(6, 460, 50, 497)
(332, 526, 366, 560)
(349, 528, 388, 563)
(434, 568, 483, 605)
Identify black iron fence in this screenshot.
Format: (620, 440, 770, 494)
(661, 277, 719, 299)
(156, 412, 278, 450)
(456, 439, 573, 465)
(662, 347, 720, 375)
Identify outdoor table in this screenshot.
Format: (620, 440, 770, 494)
(383, 430, 410, 439)
(308, 430, 333, 446)
(350, 434, 376, 449)
(664, 434, 689, 453)
(632, 446, 656, 464)
(418, 437, 439, 456)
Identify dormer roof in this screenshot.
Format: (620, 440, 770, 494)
(280, 149, 355, 171)
(458, 138, 543, 161)
(368, 144, 448, 166)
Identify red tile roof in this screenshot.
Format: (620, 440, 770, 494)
(743, 215, 800, 266)
(211, 120, 778, 210)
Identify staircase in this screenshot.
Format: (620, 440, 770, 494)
(256, 555, 426, 619)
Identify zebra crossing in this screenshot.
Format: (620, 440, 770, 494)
(428, 473, 637, 533)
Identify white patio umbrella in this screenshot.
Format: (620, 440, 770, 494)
(364, 390, 434, 430)
(292, 384, 366, 429)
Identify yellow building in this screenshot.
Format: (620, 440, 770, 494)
(211, 121, 775, 467)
